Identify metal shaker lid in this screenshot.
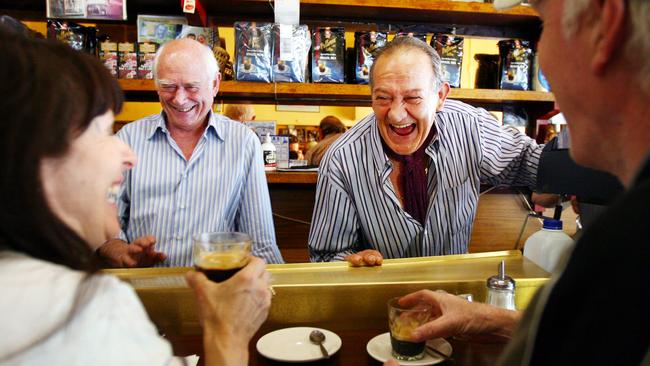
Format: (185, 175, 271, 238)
(487, 260, 516, 291)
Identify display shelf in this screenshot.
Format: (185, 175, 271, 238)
(3, 0, 540, 38)
(118, 79, 554, 106)
(198, 0, 540, 32)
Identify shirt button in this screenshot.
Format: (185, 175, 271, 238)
(175, 235, 182, 240)
(179, 204, 186, 209)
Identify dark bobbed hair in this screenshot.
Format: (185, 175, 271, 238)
(319, 115, 346, 136)
(0, 27, 124, 272)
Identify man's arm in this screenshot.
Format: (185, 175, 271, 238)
(399, 290, 521, 341)
(308, 152, 363, 262)
(475, 107, 543, 188)
(238, 133, 284, 264)
(97, 236, 166, 268)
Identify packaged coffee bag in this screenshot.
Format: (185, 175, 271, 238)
(118, 42, 138, 79)
(354, 31, 387, 84)
(272, 24, 311, 83)
(99, 41, 118, 77)
(235, 21, 272, 82)
(311, 27, 345, 83)
(498, 39, 534, 91)
(395, 31, 427, 43)
(431, 34, 464, 88)
(47, 20, 97, 55)
(137, 42, 158, 80)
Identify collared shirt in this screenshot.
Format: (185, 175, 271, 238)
(308, 100, 542, 262)
(117, 111, 283, 266)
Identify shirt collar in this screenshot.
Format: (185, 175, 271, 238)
(146, 110, 225, 142)
(370, 113, 441, 175)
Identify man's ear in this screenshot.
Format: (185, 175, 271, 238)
(212, 72, 222, 97)
(589, 0, 627, 75)
(436, 82, 451, 111)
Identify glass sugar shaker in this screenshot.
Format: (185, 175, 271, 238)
(486, 260, 516, 310)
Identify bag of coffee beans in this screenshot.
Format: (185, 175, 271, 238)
(311, 27, 345, 83)
(137, 42, 158, 80)
(395, 31, 427, 43)
(354, 31, 387, 84)
(118, 42, 137, 79)
(235, 21, 273, 83)
(272, 24, 311, 83)
(99, 41, 118, 77)
(498, 39, 534, 91)
(431, 34, 464, 88)
(47, 20, 97, 55)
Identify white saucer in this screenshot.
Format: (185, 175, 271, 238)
(366, 332, 452, 366)
(256, 327, 342, 362)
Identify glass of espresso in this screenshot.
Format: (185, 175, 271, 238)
(193, 232, 252, 282)
(388, 297, 432, 361)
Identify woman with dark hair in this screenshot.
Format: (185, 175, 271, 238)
(0, 27, 270, 365)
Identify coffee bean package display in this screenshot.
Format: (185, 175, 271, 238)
(137, 42, 158, 80)
(118, 42, 138, 79)
(311, 27, 345, 83)
(235, 21, 273, 83)
(498, 39, 534, 91)
(47, 20, 97, 55)
(395, 32, 427, 43)
(431, 34, 464, 88)
(354, 31, 387, 84)
(99, 41, 118, 77)
(272, 24, 311, 83)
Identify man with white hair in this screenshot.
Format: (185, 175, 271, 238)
(385, 0, 650, 364)
(97, 38, 283, 267)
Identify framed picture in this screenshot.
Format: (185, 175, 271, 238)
(47, 0, 127, 21)
(177, 25, 220, 49)
(137, 15, 187, 45)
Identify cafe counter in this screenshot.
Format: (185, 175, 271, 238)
(107, 250, 549, 364)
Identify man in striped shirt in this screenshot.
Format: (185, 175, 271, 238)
(97, 38, 283, 267)
(309, 36, 542, 264)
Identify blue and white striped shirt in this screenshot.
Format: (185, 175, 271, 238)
(117, 112, 284, 266)
(308, 100, 542, 262)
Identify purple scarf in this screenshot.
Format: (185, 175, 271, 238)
(381, 127, 436, 225)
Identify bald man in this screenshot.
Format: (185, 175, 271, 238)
(98, 39, 283, 267)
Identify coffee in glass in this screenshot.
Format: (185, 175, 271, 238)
(193, 232, 252, 282)
(387, 297, 432, 361)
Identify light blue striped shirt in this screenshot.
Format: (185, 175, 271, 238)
(309, 100, 542, 262)
(117, 111, 284, 266)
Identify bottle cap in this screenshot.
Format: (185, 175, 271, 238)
(542, 218, 563, 230)
(487, 260, 515, 291)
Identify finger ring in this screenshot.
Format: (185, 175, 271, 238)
(268, 285, 276, 296)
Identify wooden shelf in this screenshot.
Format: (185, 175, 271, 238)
(3, 0, 540, 38)
(266, 171, 318, 184)
(204, 1, 539, 30)
(119, 79, 554, 106)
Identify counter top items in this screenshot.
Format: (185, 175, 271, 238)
(256, 327, 342, 362)
(486, 260, 516, 310)
(366, 333, 452, 365)
(523, 218, 574, 273)
(108, 251, 547, 337)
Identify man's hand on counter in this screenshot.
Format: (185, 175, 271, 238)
(97, 236, 167, 268)
(345, 249, 384, 267)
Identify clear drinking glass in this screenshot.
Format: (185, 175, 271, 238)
(192, 232, 252, 282)
(387, 297, 432, 361)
